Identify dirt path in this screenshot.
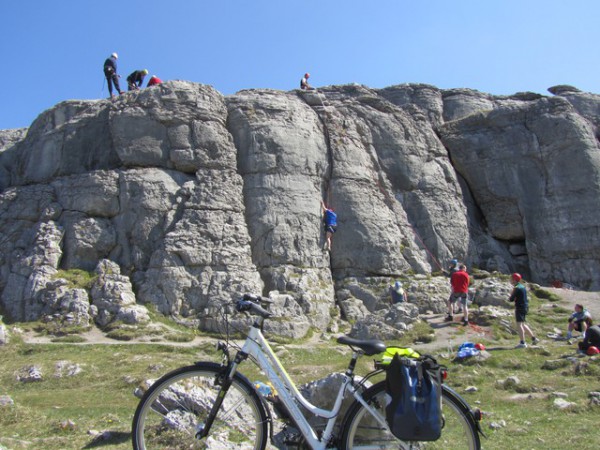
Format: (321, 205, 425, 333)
(415, 287, 600, 353)
(546, 287, 600, 318)
(18, 288, 600, 350)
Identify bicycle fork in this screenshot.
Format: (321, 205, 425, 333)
(195, 351, 245, 440)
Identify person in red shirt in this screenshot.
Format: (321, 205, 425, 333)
(147, 75, 163, 87)
(445, 264, 470, 325)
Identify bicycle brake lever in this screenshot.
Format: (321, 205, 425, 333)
(236, 298, 272, 318)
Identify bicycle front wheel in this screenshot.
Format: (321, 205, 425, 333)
(132, 362, 268, 450)
(340, 381, 480, 450)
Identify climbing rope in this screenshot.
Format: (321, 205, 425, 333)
(299, 90, 336, 206)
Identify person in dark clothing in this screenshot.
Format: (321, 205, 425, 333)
(127, 69, 149, 90)
(389, 281, 408, 304)
(443, 259, 461, 319)
(103, 53, 123, 97)
(578, 325, 600, 353)
(508, 273, 539, 348)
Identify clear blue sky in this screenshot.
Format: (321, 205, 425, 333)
(1, 0, 599, 130)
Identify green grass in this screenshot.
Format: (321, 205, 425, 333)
(1, 331, 597, 450)
(53, 269, 98, 290)
(1, 288, 599, 449)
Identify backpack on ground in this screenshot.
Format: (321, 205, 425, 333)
(384, 353, 444, 441)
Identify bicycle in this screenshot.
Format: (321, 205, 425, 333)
(132, 294, 483, 449)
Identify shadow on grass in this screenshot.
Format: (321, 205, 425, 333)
(82, 430, 130, 448)
(485, 346, 516, 351)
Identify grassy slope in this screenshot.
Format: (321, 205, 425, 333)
(0, 289, 599, 449)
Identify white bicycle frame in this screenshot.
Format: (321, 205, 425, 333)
(230, 323, 390, 450)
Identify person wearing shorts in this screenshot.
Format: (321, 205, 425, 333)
(445, 264, 470, 325)
(567, 304, 593, 339)
(508, 273, 539, 348)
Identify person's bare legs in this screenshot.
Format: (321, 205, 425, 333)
(516, 321, 537, 347)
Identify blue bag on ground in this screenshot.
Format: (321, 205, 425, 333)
(457, 341, 480, 359)
(385, 354, 443, 441)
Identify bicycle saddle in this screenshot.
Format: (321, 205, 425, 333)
(337, 336, 386, 356)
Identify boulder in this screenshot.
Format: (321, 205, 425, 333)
(91, 259, 149, 326)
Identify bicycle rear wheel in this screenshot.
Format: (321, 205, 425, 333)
(132, 362, 268, 450)
(340, 382, 480, 449)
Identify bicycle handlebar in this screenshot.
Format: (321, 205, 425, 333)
(236, 294, 272, 319)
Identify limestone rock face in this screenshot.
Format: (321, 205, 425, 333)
(1, 80, 600, 336)
(438, 94, 600, 289)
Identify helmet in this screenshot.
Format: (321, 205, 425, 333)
(511, 273, 522, 283)
(450, 259, 458, 265)
(587, 346, 600, 356)
(143, 69, 149, 75)
(111, 52, 118, 59)
(475, 343, 486, 351)
(305, 73, 310, 78)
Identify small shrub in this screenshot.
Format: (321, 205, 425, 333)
(163, 333, 194, 343)
(50, 335, 87, 343)
(33, 321, 90, 337)
(531, 287, 561, 302)
(53, 269, 97, 290)
(104, 324, 148, 341)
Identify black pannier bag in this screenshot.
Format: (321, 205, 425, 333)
(384, 354, 444, 441)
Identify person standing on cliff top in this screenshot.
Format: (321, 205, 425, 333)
(321, 200, 337, 251)
(103, 53, 123, 98)
(508, 273, 540, 348)
(300, 73, 314, 90)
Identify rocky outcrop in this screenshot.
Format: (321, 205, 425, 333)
(91, 260, 150, 327)
(1, 80, 599, 337)
(438, 93, 600, 289)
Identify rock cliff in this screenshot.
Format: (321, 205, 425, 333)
(1, 81, 599, 335)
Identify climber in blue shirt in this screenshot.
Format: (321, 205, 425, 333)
(321, 200, 337, 251)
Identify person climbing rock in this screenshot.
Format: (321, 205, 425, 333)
(300, 72, 314, 90)
(508, 273, 539, 348)
(127, 69, 149, 90)
(147, 75, 163, 87)
(103, 52, 123, 98)
(321, 200, 337, 251)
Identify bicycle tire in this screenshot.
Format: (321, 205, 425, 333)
(340, 381, 481, 449)
(132, 362, 268, 450)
